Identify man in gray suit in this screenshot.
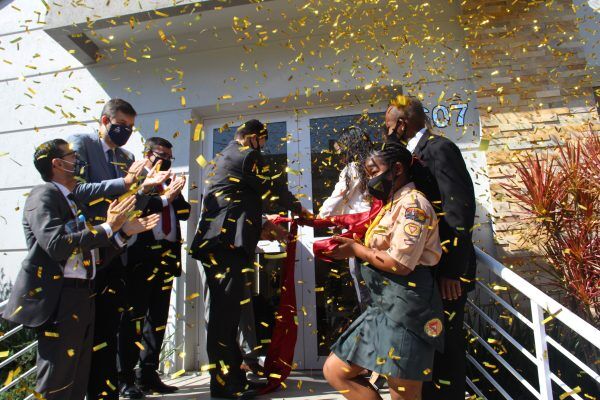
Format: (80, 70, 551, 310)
(68, 99, 178, 400)
(2, 139, 160, 400)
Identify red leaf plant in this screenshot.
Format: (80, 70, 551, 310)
(503, 130, 600, 324)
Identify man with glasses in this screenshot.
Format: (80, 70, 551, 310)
(117, 137, 190, 395)
(2, 139, 160, 400)
(68, 99, 176, 400)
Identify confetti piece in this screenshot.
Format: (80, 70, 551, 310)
(196, 155, 208, 168)
(560, 387, 581, 400)
(193, 123, 204, 141)
(93, 342, 107, 352)
(201, 364, 216, 371)
(0, 351, 9, 358)
(186, 293, 200, 301)
(67, 349, 75, 357)
(44, 331, 59, 338)
(106, 380, 116, 390)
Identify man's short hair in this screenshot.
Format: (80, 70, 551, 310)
(101, 98, 137, 120)
(390, 95, 429, 125)
(144, 137, 173, 153)
(234, 119, 266, 139)
(33, 139, 69, 182)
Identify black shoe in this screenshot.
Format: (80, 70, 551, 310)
(244, 380, 268, 391)
(137, 375, 178, 394)
(210, 387, 262, 399)
(119, 382, 145, 399)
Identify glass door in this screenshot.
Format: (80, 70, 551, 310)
(199, 112, 309, 368)
(295, 105, 386, 369)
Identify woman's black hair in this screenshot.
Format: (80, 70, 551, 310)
(335, 126, 372, 194)
(368, 141, 414, 182)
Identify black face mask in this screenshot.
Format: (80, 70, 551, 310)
(152, 156, 171, 171)
(107, 123, 133, 147)
(367, 170, 394, 201)
(384, 118, 407, 146)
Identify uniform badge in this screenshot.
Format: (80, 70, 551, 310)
(405, 207, 427, 223)
(424, 318, 443, 338)
(404, 223, 421, 237)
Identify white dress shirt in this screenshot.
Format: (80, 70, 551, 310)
(52, 181, 114, 280)
(406, 127, 428, 154)
(318, 162, 372, 218)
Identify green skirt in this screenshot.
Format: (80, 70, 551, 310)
(330, 265, 443, 381)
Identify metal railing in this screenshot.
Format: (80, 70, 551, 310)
(0, 299, 37, 400)
(0, 247, 598, 399)
(467, 247, 600, 400)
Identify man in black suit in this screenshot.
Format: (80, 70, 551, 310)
(385, 96, 477, 400)
(118, 137, 190, 396)
(2, 139, 159, 400)
(68, 99, 173, 400)
(190, 119, 310, 399)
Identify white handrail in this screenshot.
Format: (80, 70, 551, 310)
(475, 247, 600, 350)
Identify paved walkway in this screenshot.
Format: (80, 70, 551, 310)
(141, 371, 391, 399)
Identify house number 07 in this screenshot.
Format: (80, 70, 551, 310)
(423, 103, 468, 128)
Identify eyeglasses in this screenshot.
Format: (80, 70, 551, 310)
(59, 151, 77, 159)
(151, 151, 175, 161)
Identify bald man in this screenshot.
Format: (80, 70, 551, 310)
(384, 97, 476, 400)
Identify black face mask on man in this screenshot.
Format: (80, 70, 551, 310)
(107, 123, 133, 147)
(151, 156, 171, 171)
(367, 169, 394, 201)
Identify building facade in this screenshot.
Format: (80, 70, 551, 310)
(0, 0, 598, 372)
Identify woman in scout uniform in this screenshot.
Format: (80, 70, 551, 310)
(323, 142, 444, 400)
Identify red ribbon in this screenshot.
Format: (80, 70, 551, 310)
(259, 199, 383, 393)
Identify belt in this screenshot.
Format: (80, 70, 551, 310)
(63, 278, 94, 289)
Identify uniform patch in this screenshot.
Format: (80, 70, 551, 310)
(404, 223, 421, 237)
(424, 318, 443, 338)
(405, 207, 427, 223)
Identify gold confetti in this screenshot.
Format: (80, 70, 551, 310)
(196, 155, 208, 168)
(93, 342, 107, 352)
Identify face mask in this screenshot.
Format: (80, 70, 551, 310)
(367, 170, 393, 201)
(107, 123, 133, 147)
(152, 156, 171, 171)
(60, 158, 87, 178)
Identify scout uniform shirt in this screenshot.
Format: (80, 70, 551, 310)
(365, 182, 442, 270)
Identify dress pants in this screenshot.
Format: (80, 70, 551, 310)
(87, 260, 127, 400)
(118, 264, 173, 382)
(422, 294, 468, 400)
(238, 269, 260, 364)
(36, 286, 94, 400)
(199, 246, 250, 392)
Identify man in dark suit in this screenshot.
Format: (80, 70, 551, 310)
(190, 119, 310, 399)
(117, 137, 190, 395)
(68, 99, 172, 400)
(2, 139, 159, 400)
(385, 96, 477, 400)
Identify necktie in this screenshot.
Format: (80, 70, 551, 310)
(106, 149, 118, 178)
(67, 193, 94, 279)
(162, 205, 172, 236)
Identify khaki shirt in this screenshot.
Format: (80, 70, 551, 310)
(366, 182, 442, 270)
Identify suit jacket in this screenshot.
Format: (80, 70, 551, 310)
(411, 132, 477, 287)
(129, 193, 191, 277)
(68, 133, 163, 222)
(2, 182, 125, 328)
(190, 140, 302, 258)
